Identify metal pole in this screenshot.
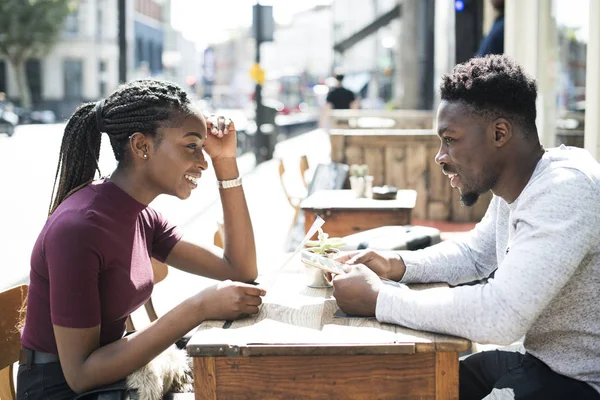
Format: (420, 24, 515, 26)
(118, 0, 127, 83)
(389, 47, 394, 102)
(254, 3, 266, 164)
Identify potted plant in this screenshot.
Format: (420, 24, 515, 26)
(349, 164, 374, 198)
(301, 228, 345, 288)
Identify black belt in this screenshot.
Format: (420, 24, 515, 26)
(19, 348, 59, 366)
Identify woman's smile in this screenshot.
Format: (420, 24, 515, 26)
(184, 173, 200, 189)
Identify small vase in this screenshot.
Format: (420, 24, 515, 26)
(350, 176, 366, 198)
(364, 175, 374, 198)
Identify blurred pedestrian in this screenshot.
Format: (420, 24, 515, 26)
(477, 0, 505, 56)
(0, 91, 13, 111)
(320, 73, 359, 130)
(326, 73, 358, 110)
(17, 79, 266, 399)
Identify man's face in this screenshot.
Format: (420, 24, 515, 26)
(434, 101, 499, 206)
(145, 108, 209, 200)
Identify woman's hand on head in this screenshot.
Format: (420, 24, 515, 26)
(195, 280, 267, 321)
(204, 115, 238, 161)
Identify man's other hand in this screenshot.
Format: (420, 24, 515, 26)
(332, 264, 381, 317)
(336, 250, 406, 281)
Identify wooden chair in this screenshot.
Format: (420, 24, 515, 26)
(299, 155, 310, 189)
(278, 157, 312, 238)
(125, 259, 169, 332)
(285, 162, 350, 250)
(0, 284, 28, 400)
(0, 284, 193, 400)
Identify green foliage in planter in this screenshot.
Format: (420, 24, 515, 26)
(350, 164, 369, 177)
(304, 228, 344, 255)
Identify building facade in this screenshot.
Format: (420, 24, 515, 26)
(162, 2, 201, 97)
(133, 0, 166, 78)
(261, 5, 334, 110)
(0, 0, 195, 119)
(0, 0, 122, 118)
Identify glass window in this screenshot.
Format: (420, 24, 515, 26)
(136, 38, 144, 67)
(99, 61, 107, 97)
(64, 7, 79, 35)
(96, 3, 103, 39)
(64, 59, 83, 101)
(26, 59, 43, 104)
(553, 0, 588, 147)
(0, 61, 6, 94)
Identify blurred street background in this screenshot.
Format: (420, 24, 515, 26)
(1, 0, 598, 291)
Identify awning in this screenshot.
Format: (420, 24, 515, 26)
(333, 4, 402, 54)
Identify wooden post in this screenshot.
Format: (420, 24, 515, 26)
(435, 352, 459, 400)
(194, 357, 217, 400)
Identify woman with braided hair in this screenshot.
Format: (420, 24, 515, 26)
(17, 79, 266, 399)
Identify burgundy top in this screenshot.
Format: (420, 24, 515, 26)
(21, 179, 182, 354)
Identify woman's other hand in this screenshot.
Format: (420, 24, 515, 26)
(204, 115, 237, 161)
(196, 280, 267, 321)
(335, 250, 406, 281)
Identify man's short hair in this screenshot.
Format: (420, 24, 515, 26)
(440, 54, 538, 138)
(334, 74, 345, 82)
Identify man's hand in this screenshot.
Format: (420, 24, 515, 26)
(336, 250, 406, 281)
(332, 264, 381, 317)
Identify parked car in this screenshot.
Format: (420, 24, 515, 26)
(14, 107, 57, 124)
(0, 104, 19, 137)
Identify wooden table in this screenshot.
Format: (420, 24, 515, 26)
(187, 257, 470, 400)
(301, 189, 417, 238)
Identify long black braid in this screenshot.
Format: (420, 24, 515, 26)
(48, 79, 193, 215)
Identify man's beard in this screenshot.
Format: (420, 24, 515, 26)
(460, 191, 481, 207)
(458, 169, 497, 207)
(444, 163, 497, 207)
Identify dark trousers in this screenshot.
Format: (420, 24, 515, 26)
(17, 362, 77, 400)
(16, 350, 129, 400)
(460, 350, 600, 400)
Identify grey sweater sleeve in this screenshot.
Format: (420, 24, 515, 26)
(376, 169, 600, 345)
(399, 196, 499, 285)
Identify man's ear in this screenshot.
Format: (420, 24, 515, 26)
(492, 118, 512, 148)
(129, 132, 151, 160)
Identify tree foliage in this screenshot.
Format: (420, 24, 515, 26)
(0, 0, 77, 107)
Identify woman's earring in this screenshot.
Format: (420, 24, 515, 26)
(143, 154, 148, 159)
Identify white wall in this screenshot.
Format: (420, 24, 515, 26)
(262, 6, 333, 78)
(433, 0, 456, 110)
(505, 0, 558, 148)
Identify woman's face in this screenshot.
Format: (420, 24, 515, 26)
(145, 109, 209, 200)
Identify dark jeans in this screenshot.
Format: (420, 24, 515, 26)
(17, 362, 77, 400)
(460, 350, 600, 400)
(16, 331, 189, 400)
(16, 358, 129, 400)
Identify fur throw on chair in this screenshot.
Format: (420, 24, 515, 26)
(125, 345, 193, 400)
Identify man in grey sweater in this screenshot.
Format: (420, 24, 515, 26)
(332, 55, 600, 400)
